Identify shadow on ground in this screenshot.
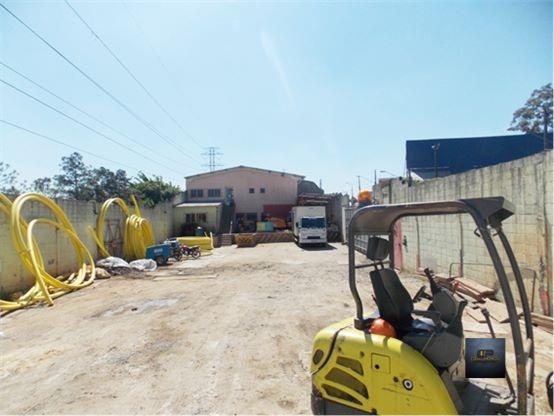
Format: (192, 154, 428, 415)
(297, 243, 337, 251)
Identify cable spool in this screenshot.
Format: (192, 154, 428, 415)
(91, 195, 154, 260)
(0, 192, 95, 311)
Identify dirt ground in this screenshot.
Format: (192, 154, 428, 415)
(1, 243, 552, 414)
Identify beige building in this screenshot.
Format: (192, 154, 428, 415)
(181, 166, 304, 232)
(173, 202, 223, 236)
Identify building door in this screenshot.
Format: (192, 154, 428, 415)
(393, 220, 403, 271)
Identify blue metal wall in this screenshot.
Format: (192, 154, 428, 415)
(406, 133, 553, 179)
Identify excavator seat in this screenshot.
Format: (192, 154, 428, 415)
(366, 237, 466, 369)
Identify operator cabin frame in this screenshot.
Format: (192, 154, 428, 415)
(347, 198, 535, 414)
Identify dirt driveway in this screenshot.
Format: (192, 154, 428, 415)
(1, 243, 552, 414)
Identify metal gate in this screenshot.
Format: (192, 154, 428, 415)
(103, 218, 124, 258)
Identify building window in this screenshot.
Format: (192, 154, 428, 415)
(185, 213, 207, 223)
(260, 187, 266, 194)
(190, 189, 203, 198)
(208, 188, 221, 198)
(246, 213, 257, 221)
(249, 188, 255, 194)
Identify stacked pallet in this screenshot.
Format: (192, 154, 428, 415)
(256, 231, 295, 244)
(235, 233, 257, 247)
(454, 277, 496, 301)
(433, 273, 496, 302)
(220, 234, 234, 246)
(445, 274, 554, 332)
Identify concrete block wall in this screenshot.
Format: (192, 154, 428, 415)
(145, 202, 173, 242)
(385, 151, 552, 313)
(0, 199, 173, 298)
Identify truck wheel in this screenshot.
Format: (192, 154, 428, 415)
(155, 256, 165, 266)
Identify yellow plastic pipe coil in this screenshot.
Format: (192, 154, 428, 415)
(90, 195, 154, 260)
(0, 192, 95, 312)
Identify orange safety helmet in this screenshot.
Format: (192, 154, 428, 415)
(358, 190, 372, 202)
(370, 318, 398, 338)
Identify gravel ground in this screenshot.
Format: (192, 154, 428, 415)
(1, 243, 551, 414)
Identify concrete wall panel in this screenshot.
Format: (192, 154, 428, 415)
(380, 151, 552, 313)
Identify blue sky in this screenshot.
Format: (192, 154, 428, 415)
(1, 0, 552, 194)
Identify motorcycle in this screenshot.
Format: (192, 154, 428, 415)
(181, 244, 201, 259)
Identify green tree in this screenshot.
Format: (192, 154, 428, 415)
(0, 162, 23, 194)
(31, 177, 55, 196)
(49, 152, 132, 202)
(52, 152, 95, 200)
(21, 152, 178, 204)
(130, 172, 180, 207)
(509, 83, 553, 135)
(91, 167, 131, 202)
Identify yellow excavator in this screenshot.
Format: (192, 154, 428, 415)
(310, 198, 535, 414)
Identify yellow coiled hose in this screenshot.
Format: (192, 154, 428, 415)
(90, 195, 154, 260)
(0, 192, 95, 312)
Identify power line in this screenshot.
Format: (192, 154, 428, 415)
(120, 3, 198, 131)
(0, 119, 173, 180)
(120, 1, 203, 149)
(0, 2, 200, 163)
(1, 77, 187, 177)
(65, 0, 204, 150)
(0, 60, 186, 169)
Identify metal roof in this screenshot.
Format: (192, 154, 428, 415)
(406, 133, 553, 179)
(175, 202, 223, 208)
(350, 197, 514, 234)
(185, 165, 305, 180)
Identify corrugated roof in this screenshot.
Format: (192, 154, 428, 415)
(185, 165, 304, 180)
(175, 202, 222, 208)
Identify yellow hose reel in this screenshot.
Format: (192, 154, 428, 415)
(0, 192, 95, 312)
(90, 195, 154, 260)
(0, 192, 154, 312)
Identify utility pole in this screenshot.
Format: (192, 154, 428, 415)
(202, 147, 223, 172)
(431, 144, 440, 178)
(357, 175, 361, 193)
(319, 179, 323, 191)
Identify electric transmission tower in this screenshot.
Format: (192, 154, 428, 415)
(202, 147, 223, 172)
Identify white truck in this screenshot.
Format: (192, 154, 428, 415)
(291, 206, 327, 245)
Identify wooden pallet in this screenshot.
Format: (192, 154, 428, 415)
(481, 299, 522, 323)
(433, 274, 496, 302)
(531, 312, 553, 333)
(465, 307, 487, 323)
(455, 277, 496, 296)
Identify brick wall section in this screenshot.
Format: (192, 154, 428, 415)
(0, 199, 172, 297)
(381, 151, 552, 313)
